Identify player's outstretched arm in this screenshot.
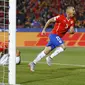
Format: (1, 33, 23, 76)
(42, 17, 56, 35)
(69, 26, 75, 34)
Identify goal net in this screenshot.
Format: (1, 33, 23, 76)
(0, 0, 16, 85)
(0, 0, 9, 84)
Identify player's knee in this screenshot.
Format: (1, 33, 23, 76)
(44, 46, 51, 55)
(63, 46, 66, 50)
(44, 50, 49, 55)
(60, 44, 66, 50)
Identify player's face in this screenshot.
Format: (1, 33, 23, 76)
(69, 8, 75, 17)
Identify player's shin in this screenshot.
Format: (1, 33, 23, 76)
(50, 47, 64, 59)
(33, 51, 46, 64)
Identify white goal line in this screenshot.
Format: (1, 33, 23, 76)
(22, 61, 85, 67)
(0, 83, 20, 85)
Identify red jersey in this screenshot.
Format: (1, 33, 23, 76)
(51, 14, 74, 38)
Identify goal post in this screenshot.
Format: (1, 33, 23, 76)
(8, 0, 16, 84)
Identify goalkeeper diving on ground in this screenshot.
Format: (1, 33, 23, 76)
(0, 42, 21, 65)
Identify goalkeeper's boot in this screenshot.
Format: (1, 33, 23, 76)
(28, 62, 35, 72)
(46, 56, 52, 66)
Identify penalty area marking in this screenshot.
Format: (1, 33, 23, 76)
(22, 61, 85, 67)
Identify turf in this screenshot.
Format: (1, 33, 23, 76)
(0, 47, 85, 85)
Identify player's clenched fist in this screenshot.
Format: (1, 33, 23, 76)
(41, 29, 46, 35)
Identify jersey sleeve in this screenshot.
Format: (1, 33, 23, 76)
(54, 15, 61, 21)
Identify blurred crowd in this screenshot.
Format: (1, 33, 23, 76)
(17, 0, 85, 28)
(0, 0, 85, 29)
(0, 0, 9, 28)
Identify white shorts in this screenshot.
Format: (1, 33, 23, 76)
(0, 54, 9, 65)
(0, 54, 21, 65)
(16, 56, 21, 64)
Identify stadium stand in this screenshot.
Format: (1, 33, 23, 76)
(0, 0, 9, 29)
(16, 0, 85, 28)
(0, 0, 85, 30)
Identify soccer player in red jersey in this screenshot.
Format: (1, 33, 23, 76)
(29, 6, 76, 72)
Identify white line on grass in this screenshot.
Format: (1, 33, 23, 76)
(22, 61, 85, 67)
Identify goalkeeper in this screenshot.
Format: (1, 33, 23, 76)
(0, 42, 21, 65)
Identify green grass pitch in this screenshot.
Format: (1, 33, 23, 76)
(0, 47, 85, 85)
